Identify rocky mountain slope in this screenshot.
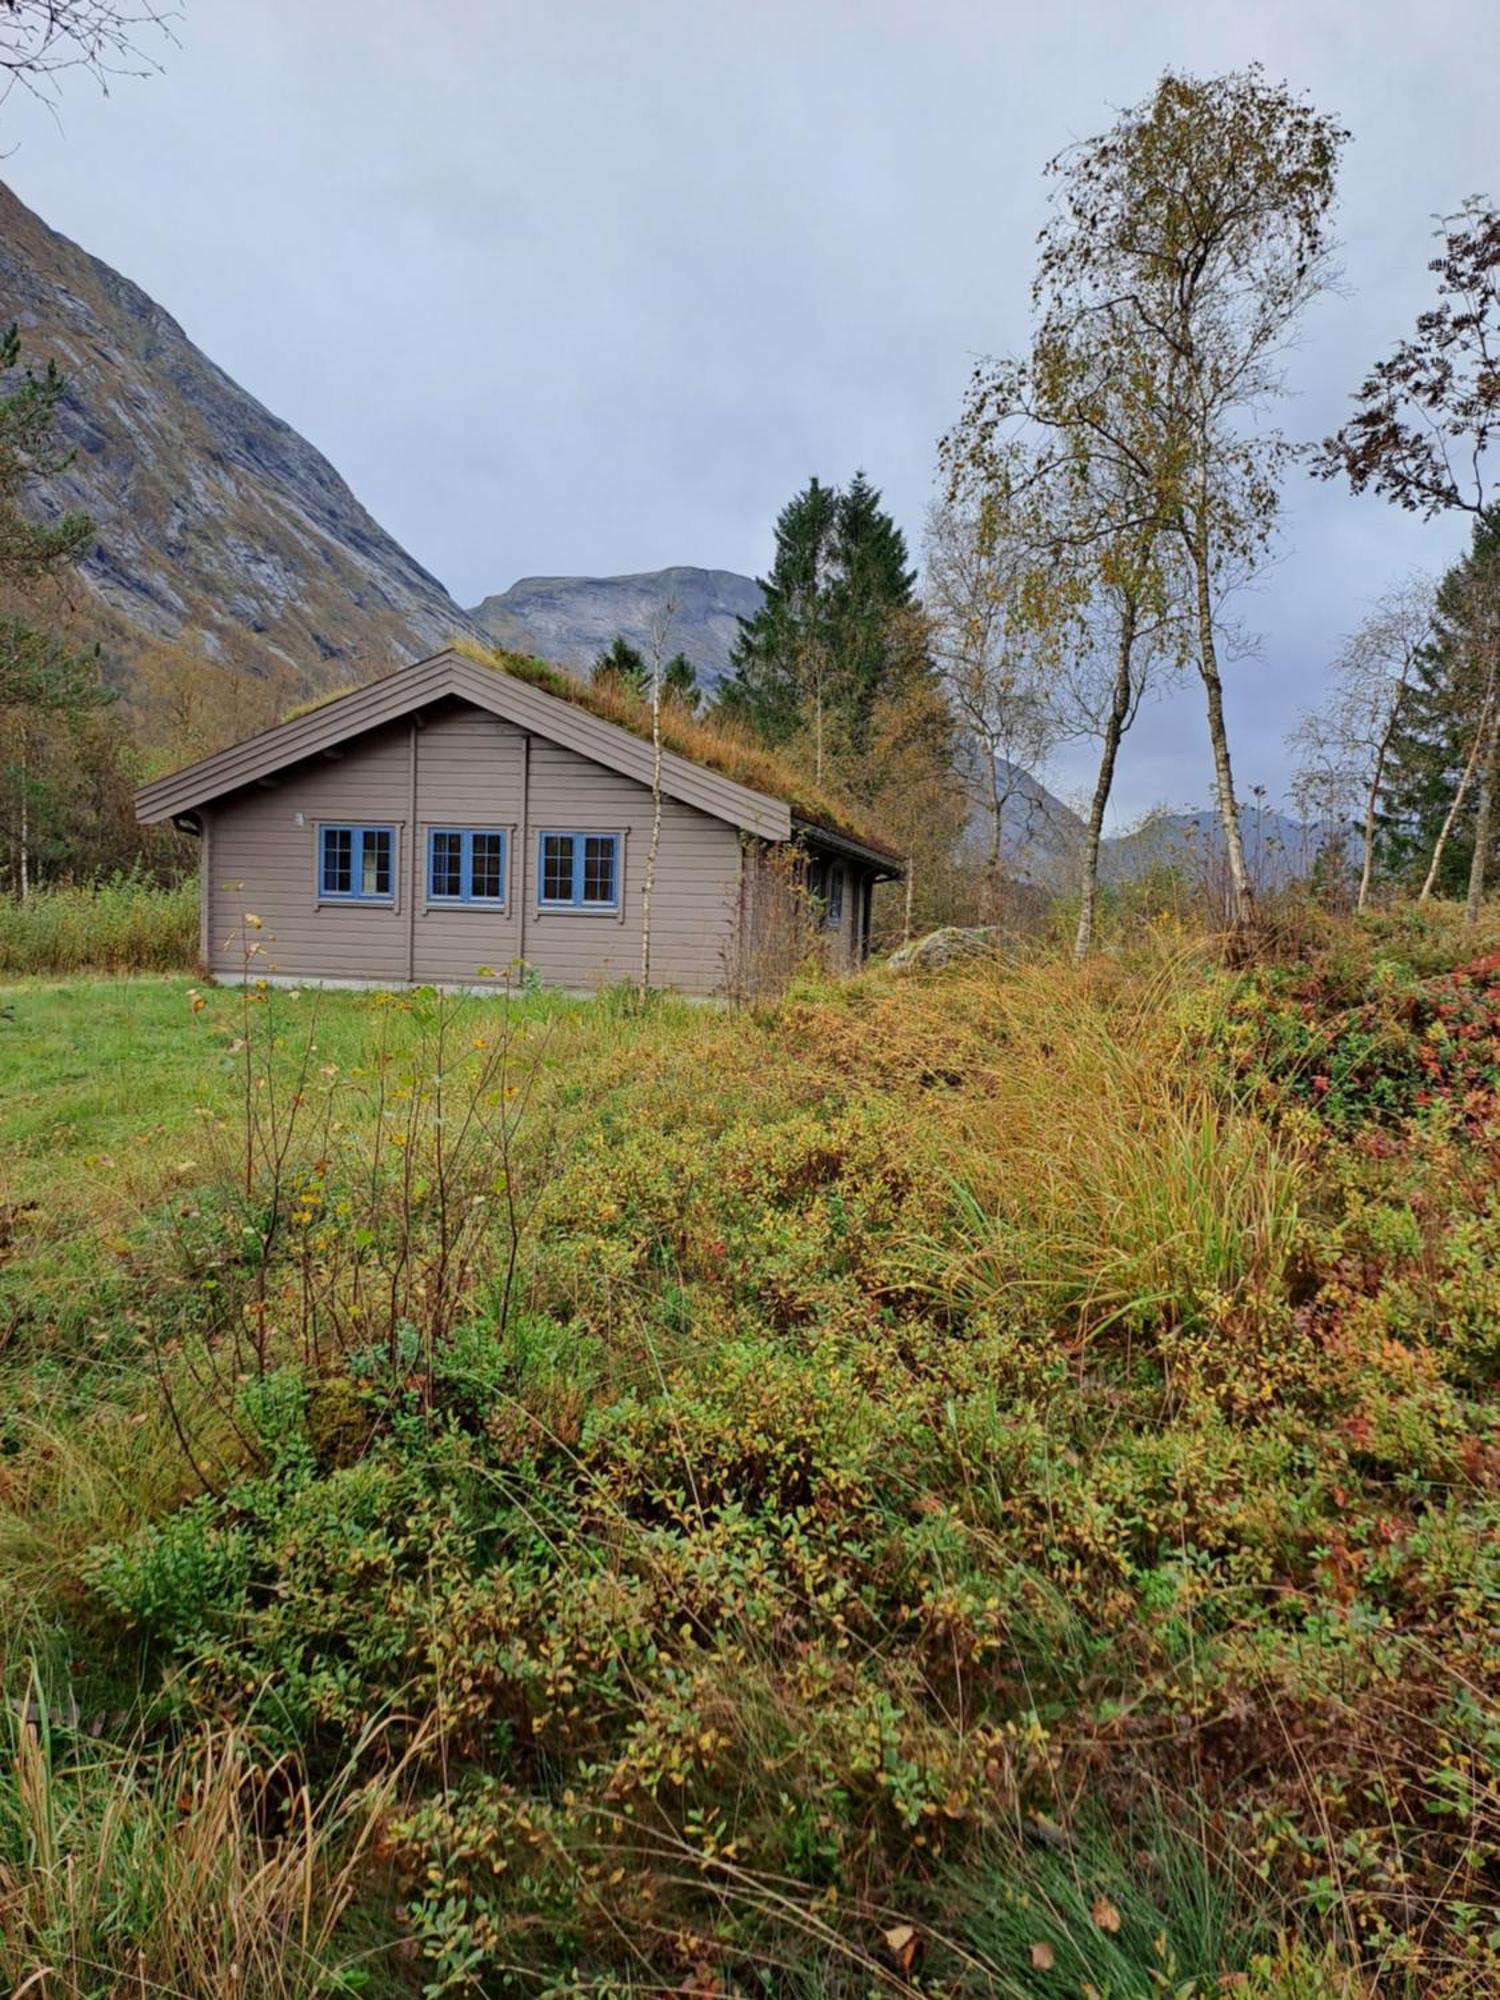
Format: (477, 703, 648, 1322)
(1, 179, 478, 700)
(469, 567, 762, 686)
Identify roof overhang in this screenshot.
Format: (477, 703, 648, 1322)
(792, 817, 905, 880)
(135, 649, 793, 843)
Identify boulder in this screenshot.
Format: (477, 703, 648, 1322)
(885, 927, 1004, 973)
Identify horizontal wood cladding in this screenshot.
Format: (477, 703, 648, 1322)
(142, 650, 792, 843)
(205, 703, 742, 996)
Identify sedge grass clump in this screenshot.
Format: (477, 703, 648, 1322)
(0, 1699, 399, 1998)
(934, 952, 1308, 1357)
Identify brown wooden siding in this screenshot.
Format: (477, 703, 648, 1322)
(203, 699, 742, 997)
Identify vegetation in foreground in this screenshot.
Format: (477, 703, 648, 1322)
(1, 903, 1498, 1996)
(0, 872, 196, 975)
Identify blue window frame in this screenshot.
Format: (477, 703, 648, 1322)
(427, 828, 507, 906)
(319, 823, 394, 903)
(537, 830, 620, 910)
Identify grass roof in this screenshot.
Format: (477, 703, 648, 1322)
(283, 643, 896, 854)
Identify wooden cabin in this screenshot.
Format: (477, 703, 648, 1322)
(135, 648, 901, 997)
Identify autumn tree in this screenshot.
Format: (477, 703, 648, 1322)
(922, 484, 1068, 900)
(1317, 200, 1500, 518)
(943, 324, 1184, 956)
(1288, 577, 1432, 908)
(0, 0, 174, 109)
(1023, 68, 1347, 931)
(0, 323, 113, 896)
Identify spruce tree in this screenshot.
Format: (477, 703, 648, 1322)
(719, 472, 919, 770)
(1378, 509, 1500, 894)
(662, 653, 700, 711)
(720, 476, 839, 747)
(591, 636, 648, 698)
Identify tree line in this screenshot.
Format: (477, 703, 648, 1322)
(3, 56, 1497, 941)
(695, 69, 1498, 946)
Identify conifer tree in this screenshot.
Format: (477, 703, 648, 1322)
(1378, 510, 1500, 902)
(721, 472, 919, 777)
(591, 636, 648, 698)
(662, 652, 700, 712)
(720, 476, 840, 749)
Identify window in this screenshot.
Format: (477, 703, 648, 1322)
(319, 824, 394, 903)
(806, 855, 844, 929)
(427, 828, 507, 906)
(537, 831, 620, 910)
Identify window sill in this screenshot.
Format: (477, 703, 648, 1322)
(534, 903, 621, 918)
(423, 902, 510, 915)
(316, 898, 398, 910)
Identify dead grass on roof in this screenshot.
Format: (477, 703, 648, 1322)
(454, 642, 890, 849)
(278, 643, 893, 850)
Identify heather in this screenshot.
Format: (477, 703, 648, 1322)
(2, 904, 1496, 1995)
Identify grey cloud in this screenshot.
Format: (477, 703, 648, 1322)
(2, 0, 1493, 822)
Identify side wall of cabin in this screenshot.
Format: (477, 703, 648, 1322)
(727, 840, 878, 997)
(200, 700, 744, 997)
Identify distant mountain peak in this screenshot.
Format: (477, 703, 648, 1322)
(468, 566, 762, 685)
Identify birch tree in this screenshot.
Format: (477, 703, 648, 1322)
(942, 314, 1184, 956)
(1026, 68, 1347, 931)
(638, 592, 676, 997)
(923, 486, 1067, 888)
(1287, 578, 1431, 908)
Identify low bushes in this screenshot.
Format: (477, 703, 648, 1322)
(1, 920, 1497, 1993)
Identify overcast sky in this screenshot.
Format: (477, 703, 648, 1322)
(4, 0, 1497, 820)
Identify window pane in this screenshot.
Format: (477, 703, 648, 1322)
(322, 826, 352, 896)
(430, 831, 462, 899)
(542, 833, 574, 903)
(826, 865, 844, 928)
(582, 835, 617, 905)
(471, 832, 503, 900)
(363, 829, 392, 899)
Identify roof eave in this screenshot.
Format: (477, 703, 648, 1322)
(792, 817, 905, 879)
(135, 649, 794, 842)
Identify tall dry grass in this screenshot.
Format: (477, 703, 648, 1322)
(0, 1698, 403, 1998)
(0, 876, 197, 976)
(932, 949, 1307, 1340)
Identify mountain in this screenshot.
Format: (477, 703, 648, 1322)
(468, 567, 762, 687)
(1, 179, 478, 701)
(1101, 806, 1348, 889)
(961, 769, 1348, 892)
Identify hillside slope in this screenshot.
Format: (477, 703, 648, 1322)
(469, 565, 762, 686)
(0, 180, 478, 699)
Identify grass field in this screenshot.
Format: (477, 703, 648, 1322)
(1, 913, 1497, 1996)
